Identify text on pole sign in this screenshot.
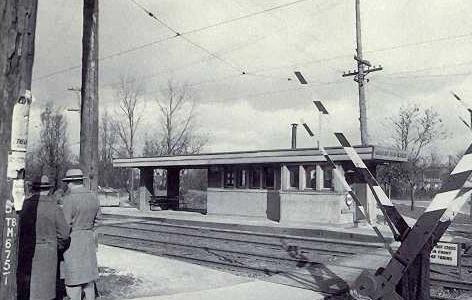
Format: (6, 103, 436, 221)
(1, 201, 16, 285)
(430, 241, 459, 267)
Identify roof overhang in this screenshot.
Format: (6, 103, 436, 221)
(113, 145, 407, 169)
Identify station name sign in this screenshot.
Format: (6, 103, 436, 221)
(430, 241, 459, 267)
(373, 146, 407, 162)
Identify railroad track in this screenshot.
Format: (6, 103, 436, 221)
(98, 215, 472, 298)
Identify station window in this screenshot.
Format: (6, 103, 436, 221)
(250, 168, 261, 189)
(237, 168, 248, 188)
(304, 166, 316, 189)
(263, 167, 275, 189)
(287, 166, 299, 189)
(224, 167, 235, 187)
(208, 167, 222, 188)
(322, 165, 333, 190)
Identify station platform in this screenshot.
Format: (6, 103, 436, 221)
(101, 206, 401, 244)
(97, 244, 324, 300)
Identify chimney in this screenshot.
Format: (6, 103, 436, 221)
(291, 123, 298, 149)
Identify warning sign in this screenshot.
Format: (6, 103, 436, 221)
(430, 241, 459, 267)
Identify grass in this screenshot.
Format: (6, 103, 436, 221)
(95, 266, 142, 300)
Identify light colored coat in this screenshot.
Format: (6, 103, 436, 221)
(18, 194, 70, 300)
(62, 186, 101, 286)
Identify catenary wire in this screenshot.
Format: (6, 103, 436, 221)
(33, 0, 338, 82)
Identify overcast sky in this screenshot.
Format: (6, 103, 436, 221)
(29, 0, 472, 158)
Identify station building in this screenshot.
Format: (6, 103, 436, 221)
(113, 135, 407, 225)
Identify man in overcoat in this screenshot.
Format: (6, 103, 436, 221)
(17, 175, 70, 300)
(62, 168, 101, 300)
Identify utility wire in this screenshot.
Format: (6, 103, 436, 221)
(365, 32, 472, 55)
(369, 81, 406, 100)
(377, 71, 472, 80)
(33, 35, 176, 81)
(127, 0, 294, 80)
(182, 0, 315, 36)
(378, 60, 472, 78)
(41, 28, 290, 100)
(250, 31, 472, 76)
(33, 0, 321, 81)
(34, 2, 472, 83)
(128, 0, 241, 73)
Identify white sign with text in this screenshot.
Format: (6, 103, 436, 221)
(430, 241, 459, 267)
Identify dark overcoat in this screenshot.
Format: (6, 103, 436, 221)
(18, 193, 70, 300)
(62, 186, 101, 286)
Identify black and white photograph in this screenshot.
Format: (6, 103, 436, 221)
(1, 0, 472, 299)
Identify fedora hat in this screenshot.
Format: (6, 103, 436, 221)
(32, 175, 52, 188)
(63, 168, 86, 182)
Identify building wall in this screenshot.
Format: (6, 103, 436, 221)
(279, 191, 350, 224)
(207, 188, 268, 217)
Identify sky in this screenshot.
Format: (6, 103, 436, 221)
(29, 0, 472, 159)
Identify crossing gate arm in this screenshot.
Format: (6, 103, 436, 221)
(302, 121, 393, 255)
(350, 142, 472, 299)
(309, 100, 409, 241)
(334, 132, 410, 241)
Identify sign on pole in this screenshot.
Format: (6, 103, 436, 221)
(430, 241, 460, 267)
(1, 91, 32, 293)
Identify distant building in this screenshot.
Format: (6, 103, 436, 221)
(421, 166, 449, 192)
(113, 144, 407, 224)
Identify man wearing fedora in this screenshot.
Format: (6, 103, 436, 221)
(18, 175, 70, 300)
(61, 168, 101, 300)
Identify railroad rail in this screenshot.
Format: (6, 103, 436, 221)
(98, 214, 472, 298)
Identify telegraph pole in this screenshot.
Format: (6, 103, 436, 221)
(0, 0, 38, 298)
(80, 0, 99, 191)
(342, 0, 382, 146)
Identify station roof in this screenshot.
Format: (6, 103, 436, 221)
(113, 145, 407, 169)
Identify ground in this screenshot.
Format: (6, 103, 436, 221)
(93, 244, 322, 300)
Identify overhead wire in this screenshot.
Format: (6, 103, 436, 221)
(377, 71, 472, 80)
(369, 81, 407, 100)
(34, 0, 472, 84)
(37, 0, 350, 84)
(35, 0, 314, 82)
(250, 31, 472, 76)
(128, 0, 244, 74)
(127, 0, 299, 81)
(199, 78, 348, 104)
(33, 35, 176, 81)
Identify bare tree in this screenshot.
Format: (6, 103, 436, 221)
(98, 112, 127, 188)
(142, 81, 208, 198)
(387, 104, 447, 210)
(111, 76, 144, 199)
(149, 80, 207, 156)
(37, 103, 71, 191)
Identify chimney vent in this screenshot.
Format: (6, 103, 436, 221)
(291, 123, 298, 149)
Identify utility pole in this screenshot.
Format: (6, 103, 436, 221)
(342, 0, 382, 146)
(80, 0, 99, 191)
(0, 0, 38, 298)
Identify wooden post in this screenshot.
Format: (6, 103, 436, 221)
(342, 0, 382, 145)
(166, 168, 180, 209)
(0, 0, 38, 298)
(354, 0, 368, 145)
(80, 0, 99, 191)
(138, 168, 154, 211)
(396, 239, 432, 300)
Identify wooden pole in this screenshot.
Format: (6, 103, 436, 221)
(342, 0, 382, 145)
(396, 239, 432, 300)
(355, 0, 368, 146)
(80, 0, 99, 191)
(0, 0, 38, 298)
